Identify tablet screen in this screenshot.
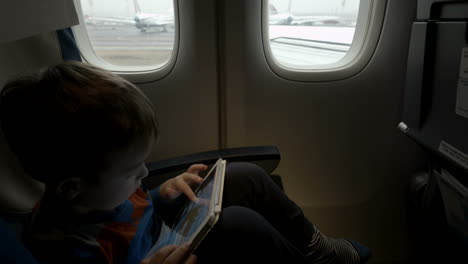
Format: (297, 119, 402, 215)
(167, 164, 217, 245)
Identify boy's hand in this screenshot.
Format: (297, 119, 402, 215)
(159, 164, 207, 201)
(140, 244, 197, 264)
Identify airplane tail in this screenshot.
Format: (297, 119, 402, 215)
(133, 0, 141, 14)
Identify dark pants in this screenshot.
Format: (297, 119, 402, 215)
(194, 162, 316, 264)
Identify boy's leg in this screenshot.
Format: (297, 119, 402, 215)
(221, 162, 371, 264)
(194, 206, 307, 264)
(222, 162, 315, 253)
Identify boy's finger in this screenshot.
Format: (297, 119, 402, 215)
(176, 179, 198, 202)
(146, 245, 177, 264)
(185, 254, 198, 264)
(187, 164, 208, 174)
(182, 173, 204, 184)
(164, 243, 191, 263)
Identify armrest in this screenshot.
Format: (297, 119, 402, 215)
(143, 145, 281, 188)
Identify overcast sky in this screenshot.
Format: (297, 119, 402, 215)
(81, 0, 360, 18)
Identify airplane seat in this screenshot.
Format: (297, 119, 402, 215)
(400, 0, 468, 262)
(0, 0, 81, 225)
(0, 129, 42, 264)
(0, 25, 69, 263)
(0, 128, 44, 231)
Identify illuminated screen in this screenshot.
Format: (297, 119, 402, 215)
(168, 166, 216, 245)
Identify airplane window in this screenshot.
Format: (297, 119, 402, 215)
(266, 0, 360, 69)
(74, 0, 176, 69)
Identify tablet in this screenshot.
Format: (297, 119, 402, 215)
(145, 158, 226, 258)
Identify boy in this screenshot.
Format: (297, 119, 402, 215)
(0, 61, 371, 264)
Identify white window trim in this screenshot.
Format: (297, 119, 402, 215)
(262, 0, 387, 82)
(71, 0, 179, 84)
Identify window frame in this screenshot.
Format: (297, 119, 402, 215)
(71, 0, 179, 83)
(262, 0, 387, 82)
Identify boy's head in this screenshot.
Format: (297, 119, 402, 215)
(0, 61, 158, 210)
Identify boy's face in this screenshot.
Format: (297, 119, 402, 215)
(73, 136, 154, 212)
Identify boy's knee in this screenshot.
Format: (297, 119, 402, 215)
(196, 206, 306, 263)
(216, 206, 263, 231)
(226, 161, 264, 175)
(225, 162, 269, 185)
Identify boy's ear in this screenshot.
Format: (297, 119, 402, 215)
(56, 178, 83, 201)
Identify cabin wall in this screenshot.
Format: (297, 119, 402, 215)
(222, 0, 426, 263)
(140, 0, 220, 162)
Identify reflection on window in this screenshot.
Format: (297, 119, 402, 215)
(79, 0, 175, 67)
(268, 0, 360, 68)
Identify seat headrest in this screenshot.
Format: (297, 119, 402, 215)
(0, 128, 44, 214)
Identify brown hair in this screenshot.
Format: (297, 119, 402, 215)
(0, 61, 158, 183)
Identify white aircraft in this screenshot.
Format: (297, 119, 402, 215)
(268, 3, 293, 25)
(270, 0, 352, 27)
(132, 0, 175, 32)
